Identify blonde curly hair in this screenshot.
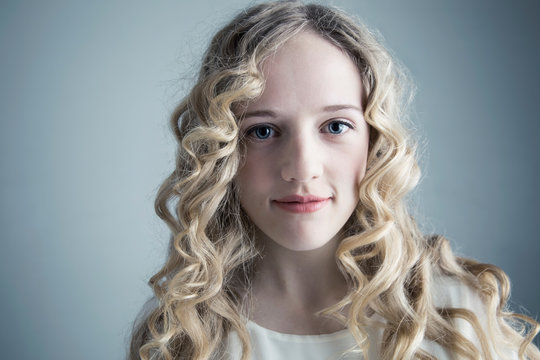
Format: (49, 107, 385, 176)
(129, 1, 539, 359)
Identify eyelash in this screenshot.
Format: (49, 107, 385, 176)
(322, 120, 354, 134)
(244, 120, 354, 140)
(245, 124, 278, 140)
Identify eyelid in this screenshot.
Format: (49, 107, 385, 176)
(242, 119, 355, 138)
(321, 119, 355, 132)
(244, 123, 280, 140)
(244, 123, 278, 133)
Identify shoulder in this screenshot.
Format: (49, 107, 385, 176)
(426, 274, 520, 359)
(430, 274, 485, 310)
(430, 274, 490, 340)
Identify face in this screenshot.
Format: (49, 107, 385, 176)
(235, 31, 370, 252)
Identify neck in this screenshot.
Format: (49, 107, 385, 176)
(249, 234, 349, 333)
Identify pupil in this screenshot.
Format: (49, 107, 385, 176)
(256, 127, 270, 138)
(330, 123, 341, 133)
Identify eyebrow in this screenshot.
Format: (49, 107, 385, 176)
(322, 104, 363, 113)
(243, 109, 277, 119)
(243, 104, 362, 119)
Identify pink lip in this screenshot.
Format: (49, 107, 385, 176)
(273, 194, 331, 214)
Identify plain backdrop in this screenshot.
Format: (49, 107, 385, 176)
(1, 0, 539, 358)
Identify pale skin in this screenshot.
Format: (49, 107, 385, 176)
(235, 31, 370, 335)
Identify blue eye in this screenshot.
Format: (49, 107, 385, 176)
(324, 121, 352, 134)
(248, 125, 275, 139)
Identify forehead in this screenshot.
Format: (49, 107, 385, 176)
(252, 31, 363, 112)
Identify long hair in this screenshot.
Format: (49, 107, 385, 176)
(129, 2, 539, 359)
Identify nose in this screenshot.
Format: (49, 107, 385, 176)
(280, 133, 323, 182)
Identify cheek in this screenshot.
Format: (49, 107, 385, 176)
(337, 161, 366, 196)
(356, 156, 368, 183)
(355, 130, 370, 181)
(339, 141, 369, 189)
(235, 152, 272, 202)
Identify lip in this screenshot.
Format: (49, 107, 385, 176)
(273, 194, 331, 214)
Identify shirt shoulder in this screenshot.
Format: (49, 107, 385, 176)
(425, 274, 518, 359)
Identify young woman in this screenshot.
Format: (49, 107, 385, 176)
(129, 1, 539, 359)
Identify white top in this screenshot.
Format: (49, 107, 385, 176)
(224, 276, 518, 359)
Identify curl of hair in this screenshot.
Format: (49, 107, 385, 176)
(129, 2, 539, 359)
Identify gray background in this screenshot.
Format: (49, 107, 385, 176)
(1, 0, 538, 358)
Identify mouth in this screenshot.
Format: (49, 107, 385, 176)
(273, 194, 331, 214)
